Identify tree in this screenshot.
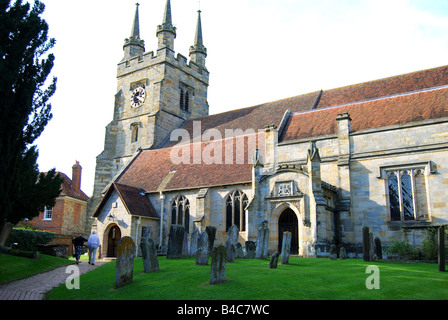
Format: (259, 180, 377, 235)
(0, 0, 62, 234)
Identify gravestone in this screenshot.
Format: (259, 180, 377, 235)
(245, 241, 256, 259)
(339, 246, 347, 259)
(190, 230, 199, 257)
(280, 231, 292, 264)
(374, 237, 383, 260)
(196, 231, 209, 265)
(210, 245, 227, 285)
(182, 232, 189, 257)
(225, 239, 235, 263)
(256, 220, 269, 259)
(362, 226, 371, 262)
(438, 226, 446, 272)
(269, 252, 280, 269)
(205, 226, 216, 253)
(235, 243, 245, 259)
(140, 237, 159, 273)
(329, 244, 337, 260)
(167, 225, 185, 259)
(369, 233, 375, 261)
(227, 225, 239, 247)
(115, 236, 136, 288)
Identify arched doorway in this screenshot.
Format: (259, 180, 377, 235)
(278, 208, 299, 254)
(107, 225, 121, 257)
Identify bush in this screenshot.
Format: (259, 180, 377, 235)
(7, 228, 54, 252)
(385, 240, 421, 260)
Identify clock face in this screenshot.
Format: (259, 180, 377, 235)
(131, 86, 146, 108)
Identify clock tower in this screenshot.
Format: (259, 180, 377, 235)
(85, 1, 209, 233)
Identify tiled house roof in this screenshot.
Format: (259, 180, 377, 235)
(113, 65, 448, 199)
(58, 172, 90, 201)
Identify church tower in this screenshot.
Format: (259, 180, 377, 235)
(85, 1, 210, 234)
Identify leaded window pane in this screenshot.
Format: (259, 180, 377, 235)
(401, 172, 415, 220)
(388, 173, 401, 221)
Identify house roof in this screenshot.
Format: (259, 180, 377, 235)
(93, 183, 159, 219)
(57, 172, 89, 201)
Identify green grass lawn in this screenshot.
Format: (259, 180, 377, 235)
(46, 257, 448, 300)
(0, 253, 74, 284)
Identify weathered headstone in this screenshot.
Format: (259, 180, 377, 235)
(210, 245, 227, 285)
(235, 243, 245, 259)
(369, 232, 375, 261)
(438, 226, 446, 272)
(225, 239, 235, 263)
(269, 252, 280, 269)
(245, 241, 256, 259)
(374, 237, 383, 260)
(205, 226, 216, 253)
(167, 225, 185, 259)
(339, 246, 347, 259)
(196, 230, 209, 265)
(227, 225, 239, 247)
(115, 236, 136, 288)
(256, 220, 269, 259)
(141, 237, 159, 273)
(182, 232, 189, 257)
(280, 231, 292, 264)
(329, 244, 337, 260)
(190, 230, 199, 257)
(362, 226, 371, 262)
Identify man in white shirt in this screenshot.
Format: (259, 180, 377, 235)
(87, 231, 100, 265)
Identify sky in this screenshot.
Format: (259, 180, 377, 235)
(35, 0, 448, 196)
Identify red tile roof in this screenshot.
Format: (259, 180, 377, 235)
(57, 172, 89, 201)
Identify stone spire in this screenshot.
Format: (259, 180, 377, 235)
(123, 3, 145, 60)
(189, 10, 207, 67)
(157, 0, 176, 51)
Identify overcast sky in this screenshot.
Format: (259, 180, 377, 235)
(35, 0, 448, 196)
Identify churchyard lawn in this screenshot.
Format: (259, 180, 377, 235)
(46, 256, 448, 300)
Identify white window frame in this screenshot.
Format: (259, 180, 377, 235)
(43, 206, 53, 221)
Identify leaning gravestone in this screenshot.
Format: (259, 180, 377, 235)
(256, 220, 269, 259)
(167, 225, 185, 259)
(196, 231, 210, 265)
(141, 237, 159, 273)
(115, 236, 136, 288)
(362, 226, 371, 262)
(245, 241, 256, 259)
(374, 237, 383, 260)
(280, 231, 292, 264)
(206, 226, 216, 253)
(269, 252, 280, 269)
(339, 246, 347, 259)
(210, 245, 227, 285)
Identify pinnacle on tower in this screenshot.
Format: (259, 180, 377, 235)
(123, 3, 145, 60)
(157, 0, 177, 51)
(189, 10, 207, 67)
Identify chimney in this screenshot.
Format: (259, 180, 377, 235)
(72, 161, 82, 194)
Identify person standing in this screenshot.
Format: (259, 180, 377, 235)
(87, 231, 100, 265)
(72, 235, 87, 264)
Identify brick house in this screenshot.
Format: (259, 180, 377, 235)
(29, 161, 89, 238)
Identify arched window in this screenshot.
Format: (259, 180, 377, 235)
(171, 195, 190, 233)
(179, 85, 192, 112)
(131, 123, 139, 143)
(225, 190, 249, 232)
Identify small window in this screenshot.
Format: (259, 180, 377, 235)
(131, 123, 139, 143)
(43, 207, 53, 220)
(179, 85, 192, 112)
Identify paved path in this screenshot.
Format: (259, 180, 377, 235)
(0, 260, 108, 300)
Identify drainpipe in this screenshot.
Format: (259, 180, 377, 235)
(159, 191, 165, 252)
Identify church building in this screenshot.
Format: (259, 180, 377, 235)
(87, 1, 448, 259)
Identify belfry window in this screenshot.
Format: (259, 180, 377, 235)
(179, 85, 192, 112)
(171, 195, 190, 233)
(225, 190, 249, 232)
(131, 123, 139, 143)
(386, 167, 429, 222)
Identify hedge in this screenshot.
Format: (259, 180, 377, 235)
(7, 228, 54, 252)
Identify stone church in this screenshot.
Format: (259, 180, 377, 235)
(86, 1, 448, 259)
